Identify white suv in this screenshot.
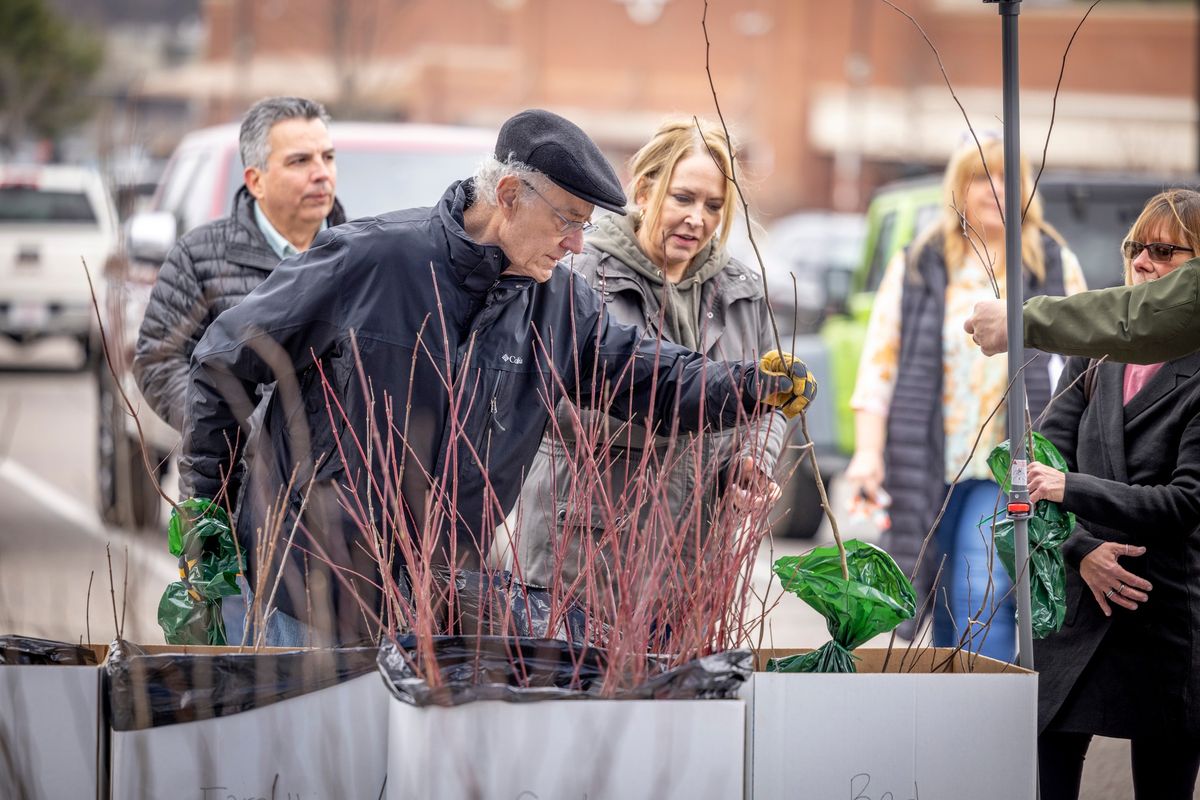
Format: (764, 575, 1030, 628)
(98, 121, 495, 529)
(0, 165, 118, 359)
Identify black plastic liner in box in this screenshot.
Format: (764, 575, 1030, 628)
(378, 634, 751, 707)
(0, 635, 99, 666)
(105, 639, 379, 731)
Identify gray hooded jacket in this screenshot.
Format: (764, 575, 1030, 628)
(512, 212, 787, 589)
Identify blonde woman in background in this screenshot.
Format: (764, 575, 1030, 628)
(843, 136, 1087, 659)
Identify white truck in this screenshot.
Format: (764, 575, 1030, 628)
(0, 165, 117, 361)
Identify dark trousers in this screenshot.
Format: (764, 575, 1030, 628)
(1039, 731, 1200, 800)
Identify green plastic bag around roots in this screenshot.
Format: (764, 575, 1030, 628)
(768, 539, 916, 673)
(987, 432, 1075, 639)
(156, 498, 245, 645)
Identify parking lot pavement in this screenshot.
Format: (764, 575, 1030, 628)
(0, 341, 172, 644)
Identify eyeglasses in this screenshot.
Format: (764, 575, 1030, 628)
(1122, 239, 1195, 263)
(521, 180, 595, 235)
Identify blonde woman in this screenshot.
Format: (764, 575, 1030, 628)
(843, 137, 1087, 659)
(512, 118, 785, 598)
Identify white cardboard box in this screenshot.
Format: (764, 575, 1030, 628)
(387, 697, 745, 800)
(742, 648, 1037, 800)
(108, 646, 389, 800)
(0, 645, 106, 799)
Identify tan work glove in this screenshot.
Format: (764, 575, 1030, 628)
(759, 350, 817, 418)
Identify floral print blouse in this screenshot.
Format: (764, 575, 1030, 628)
(850, 242, 1088, 484)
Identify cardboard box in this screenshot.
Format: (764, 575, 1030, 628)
(387, 697, 745, 800)
(107, 645, 389, 800)
(742, 648, 1036, 800)
(0, 643, 107, 799)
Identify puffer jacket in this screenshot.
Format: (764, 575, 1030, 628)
(133, 186, 346, 431)
(180, 180, 787, 643)
(512, 214, 787, 589)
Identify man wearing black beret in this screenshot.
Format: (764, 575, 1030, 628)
(180, 108, 816, 645)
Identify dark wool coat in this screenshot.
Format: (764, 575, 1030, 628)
(179, 181, 782, 643)
(1035, 352, 1200, 737)
(134, 186, 346, 430)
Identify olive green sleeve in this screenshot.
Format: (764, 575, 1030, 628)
(1023, 264, 1200, 364)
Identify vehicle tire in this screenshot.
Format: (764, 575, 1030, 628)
(78, 332, 99, 372)
(96, 367, 163, 531)
(770, 449, 826, 541)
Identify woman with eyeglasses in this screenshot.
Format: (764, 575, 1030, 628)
(1030, 189, 1200, 800)
(843, 136, 1087, 660)
(509, 118, 786, 609)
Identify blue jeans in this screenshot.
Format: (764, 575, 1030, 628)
(221, 576, 326, 648)
(930, 479, 1016, 662)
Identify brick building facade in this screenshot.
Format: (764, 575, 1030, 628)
(143, 0, 1198, 214)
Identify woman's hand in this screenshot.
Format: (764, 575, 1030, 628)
(1079, 541, 1152, 616)
(844, 449, 886, 504)
(728, 456, 782, 513)
(1027, 462, 1067, 504)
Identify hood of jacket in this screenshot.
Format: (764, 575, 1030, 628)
(587, 212, 729, 351)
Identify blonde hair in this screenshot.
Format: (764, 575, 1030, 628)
(628, 118, 739, 252)
(1121, 189, 1200, 285)
(938, 136, 1061, 284)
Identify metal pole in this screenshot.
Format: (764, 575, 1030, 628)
(985, 0, 1034, 671)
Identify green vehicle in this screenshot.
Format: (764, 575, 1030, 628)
(775, 170, 1192, 539)
(822, 177, 942, 455)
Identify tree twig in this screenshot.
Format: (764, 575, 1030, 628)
(85, 569, 94, 645)
(1024, 0, 1104, 222)
(878, 0, 1004, 225)
(82, 256, 179, 514)
(701, 0, 847, 578)
(105, 544, 120, 640)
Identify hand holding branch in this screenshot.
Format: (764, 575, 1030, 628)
(1027, 462, 1067, 504)
(728, 455, 781, 513)
(963, 299, 1009, 356)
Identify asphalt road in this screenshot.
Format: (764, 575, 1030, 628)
(0, 339, 172, 645)
(0, 338, 1183, 798)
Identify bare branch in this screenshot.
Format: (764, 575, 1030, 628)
(878, 0, 1004, 225)
(1024, 0, 1104, 221)
(82, 256, 179, 515)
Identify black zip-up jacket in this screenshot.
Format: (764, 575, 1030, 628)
(134, 186, 346, 431)
(180, 180, 782, 642)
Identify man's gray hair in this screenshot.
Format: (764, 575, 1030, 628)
(239, 96, 331, 170)
(470, 156, 545, 207)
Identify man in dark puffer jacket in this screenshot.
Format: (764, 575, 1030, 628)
(133, 96, 345, 431)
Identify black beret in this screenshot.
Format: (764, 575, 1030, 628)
(494, 109, 627, 215)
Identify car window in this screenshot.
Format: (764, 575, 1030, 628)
(180, 151, 224, 234)
(335, 148, 488, 218)
(1041, 187, 1156, 290)
(157, 149, 204, 221)
(223, 145, 487, 221)
(0, 187, 97, 223)
(914, 202, 940, 239)
(864, 210, 897, 293)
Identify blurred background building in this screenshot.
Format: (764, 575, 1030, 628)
(12, 0, 1200, 214)
(28, 0, 1191, 217)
